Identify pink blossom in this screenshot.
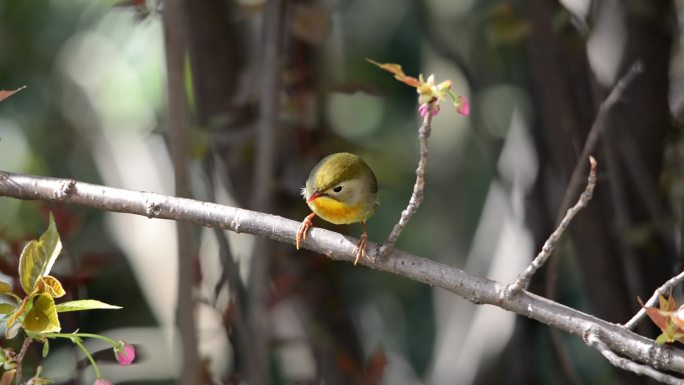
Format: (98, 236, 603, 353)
(456, 96, 470, 116)
(114, 342, 136, 366)
(94, 379, 112, 385)
(418, 103, 440, 118)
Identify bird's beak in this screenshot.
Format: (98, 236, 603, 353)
(307, 191, 323, 202)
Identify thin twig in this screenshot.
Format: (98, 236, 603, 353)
(506, 157, 598, 295)
(5, 171, 684, 376)
(554, 61, 642, 224)
(584, 328, 684, 385)
(624, 270, 684, 330)
(14, 336, 32, 385)
(377, 111, 433, 259)
(544, 60, 643, 385)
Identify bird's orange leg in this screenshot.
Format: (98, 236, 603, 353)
(296, 213, 317, 250)
(354, 222, 368, 265)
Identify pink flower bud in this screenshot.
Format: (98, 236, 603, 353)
(114, 342, 135, 366)
(418, 103, 440, 118)
(94, 379, 112, 385)
(456, 96, 470, 116)
(418, 104, 429, 117)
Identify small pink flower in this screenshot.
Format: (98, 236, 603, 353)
(114, 342, 135, 366)
(418, 103, 440, 118)
(94, 379, 112, 385)
(456, 96, 470, 116)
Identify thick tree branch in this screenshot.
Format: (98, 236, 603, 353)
(2, 171, 684, 380)
(585, 328, 684, 384)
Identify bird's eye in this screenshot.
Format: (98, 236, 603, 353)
(333, 185, 343, 193)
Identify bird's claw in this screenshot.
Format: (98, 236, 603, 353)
(353, 233, 368, 265)
(296, 214, 315, 250)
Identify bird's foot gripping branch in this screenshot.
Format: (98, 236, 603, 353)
(0, 213, 134, 385)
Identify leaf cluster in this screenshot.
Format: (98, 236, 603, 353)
(643, 292, 684, 344)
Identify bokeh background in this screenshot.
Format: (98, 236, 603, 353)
(0, 0, 683, 384)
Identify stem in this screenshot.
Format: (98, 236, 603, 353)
(72, 337, 102, 380)
(14, 336, 32, 385)
(505, 156, 598, 296)
(42, 332, 119, 347)
(377, 107, 433, 258)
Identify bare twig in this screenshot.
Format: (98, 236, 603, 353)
(623, 270, 684, 330)
(543, 60, 644, 385)
(377, 111, 433, 258)
(4, 171, 684, 378)
(584, 328, 684, 384)
(554, 61, 643, 224)
(162, 1, 200, 384)
(506, 157, 598, 295)
(14, 336, 32, 385)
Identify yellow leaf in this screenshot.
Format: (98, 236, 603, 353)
(35, 276, 65, 298)
(18, 213, 62, 294)
(6, 295, 31, 329)
(24, 293, 60, 333)
(0, 281, 11, 295)
(0, 303, 15, 315)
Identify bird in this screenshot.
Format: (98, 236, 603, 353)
(296, 152, 378, 265)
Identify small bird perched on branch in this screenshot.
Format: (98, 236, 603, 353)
(296, 152, 378, 264)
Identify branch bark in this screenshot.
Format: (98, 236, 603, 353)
(2, 171, 684, 381)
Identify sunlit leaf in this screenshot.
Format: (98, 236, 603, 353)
(667, 294, 677, 311)
(659, 293, 669, 311)
(42, 340, 49, 358)
(5, 322, 20, 340)
(644, 305, 669, 331)
(19, 213, 62, 294)
(655, 333, 669, 344)
(55, 300, 121, 313)
(0, 303, 15, 315)
(35, 276, 65, 298)
(6, 296, 31, 329)
(24, 294, 60, 333)
(0, 86, 26, 103)
(0, 282, 11, 295)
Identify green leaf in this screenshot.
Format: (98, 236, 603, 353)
(23, 294, 60, 333)
(0, 282, 11, 295)
(55, 300, 121, 313)
(655, 333, 668, 344)
(0, 303, 15, 315)
(18, 213, 62, 294)
(42, 340, 49, 358)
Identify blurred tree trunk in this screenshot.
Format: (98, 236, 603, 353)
(182, 1, 366, 383)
